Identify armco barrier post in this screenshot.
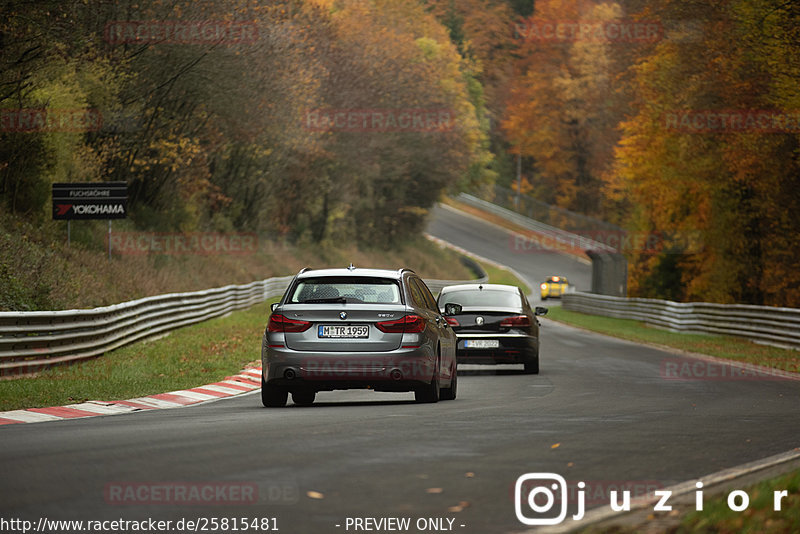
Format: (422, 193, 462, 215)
(611, 252, 628, 297)
(586, 250, 627, 297)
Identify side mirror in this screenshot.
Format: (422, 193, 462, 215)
(271, 302, 279, 312)
(535, 306, 548, 316)
(444, 303, 462, 316)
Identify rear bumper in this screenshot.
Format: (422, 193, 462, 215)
(263, 345, 436, 392)
(454, 334, 538, 364)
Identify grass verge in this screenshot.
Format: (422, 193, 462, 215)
(478, 261, 531, 295)
(586, 468, 800, 534)
(0, 300, 277, 412)
(546, 306, 800, 373)
(676, 470, 800, 533)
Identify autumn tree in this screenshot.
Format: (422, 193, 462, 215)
(611, 0, 800, 306)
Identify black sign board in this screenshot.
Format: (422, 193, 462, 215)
(52, 182, 128, 220)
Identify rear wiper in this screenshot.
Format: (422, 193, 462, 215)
(301, 297, 348, 304)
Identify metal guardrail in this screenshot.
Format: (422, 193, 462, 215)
(457, 193, 615, 253)
(563, 292, 800, 350)
(482, 185, 624, 234)
(0, 269, 486, 375)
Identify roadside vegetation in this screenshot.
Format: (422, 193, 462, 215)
(0, 211, 472, 310)
(5, 1, 798, 313)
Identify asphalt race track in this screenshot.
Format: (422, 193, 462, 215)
(428, 204, 592, 301)
(2, 205, 799, 533)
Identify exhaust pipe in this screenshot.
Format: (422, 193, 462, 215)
(284, 368, 297, 380)
(390, 369, 403, 381)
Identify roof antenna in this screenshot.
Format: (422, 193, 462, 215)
(478, 284, 483, 290)
(348, 263, 356, 271)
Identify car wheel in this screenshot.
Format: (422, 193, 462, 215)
(524, 357, 540, 375)
(291, 389, 316, 407)
(261, 376, 288, 407)
(415, 358, 440, 403)
(440, 362, 457, 401)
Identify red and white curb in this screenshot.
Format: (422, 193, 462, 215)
(0, 366, 262, 426)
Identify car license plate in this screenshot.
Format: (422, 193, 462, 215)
(464, 339, 499, 349)
(318, 325, 369, 338)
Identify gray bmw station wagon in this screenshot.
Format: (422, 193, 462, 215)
(261, 266, 461, 407)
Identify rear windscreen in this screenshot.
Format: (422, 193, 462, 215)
(288, 277, 402, 304)
(438, 289, 521, 308)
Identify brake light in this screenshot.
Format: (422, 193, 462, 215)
(500, 315, 531, 328)
(267, 314, 312, 333)
(540, 283, 548, 289)
(376, 314, 425, 333)
(444, 316, 459, 326)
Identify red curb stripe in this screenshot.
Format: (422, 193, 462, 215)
(0, 418, 22, 425)
(28, 406, 100, 419)
(0, 364, 263, 425)
(188, 387, 229, 398)
(150, 393, 199, 405)
(113, 400, 158, 410)
(226, 375, 260, 385)
(211, 381, 251, 391)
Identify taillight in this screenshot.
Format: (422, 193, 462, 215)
(540, 283, 547, 289)
(444, 316, 459, 326)
(376, 314, 425, 333)
(500, 315, 531, 328)
(267, 314, 312, 333)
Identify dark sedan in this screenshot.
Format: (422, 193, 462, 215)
(437, 284, 547, 374)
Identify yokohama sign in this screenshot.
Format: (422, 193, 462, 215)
(52, 182, 128, 220)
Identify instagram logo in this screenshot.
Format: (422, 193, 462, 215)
(515, 473, 582, 525)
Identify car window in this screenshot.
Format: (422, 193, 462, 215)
(520, 291, 531, 310)
(413, 278, 439, 312)
(288, 277, 401, 304)
(406, 278, 427, 309)
(438, 289, 522, 308)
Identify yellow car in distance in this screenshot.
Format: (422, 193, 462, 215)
(540, 276, 569, 300)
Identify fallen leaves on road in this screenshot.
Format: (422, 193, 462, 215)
(448, 501, 471, 513)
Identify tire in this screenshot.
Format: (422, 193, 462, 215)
(415, 358, 440, 403)
(440, 363, 457, 401)
(524, 357, 540, 375)
(261, 376, 288, 407)
(291, 389, 316, 407)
